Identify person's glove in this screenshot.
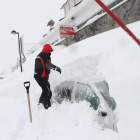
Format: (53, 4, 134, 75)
(55, 66, 61, 74)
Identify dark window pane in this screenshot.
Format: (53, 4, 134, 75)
(94, 81, 110, 96)
(94, 81, 117, 110)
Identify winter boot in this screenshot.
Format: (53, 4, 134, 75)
(38, 94, 44, 105)
(43, 95, 51, 109)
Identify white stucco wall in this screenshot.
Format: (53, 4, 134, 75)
(75, 0, 82, 4)
(64, 0, 82, 16)
(69, 0, 75, 9)
(65, 2, 70, 16)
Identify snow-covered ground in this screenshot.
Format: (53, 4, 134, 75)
(0, 20, 140, 140)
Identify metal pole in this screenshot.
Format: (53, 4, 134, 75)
(17, 32, 23, 72)
(94, 0, 140, 47)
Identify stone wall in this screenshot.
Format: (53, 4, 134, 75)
(56, 0, 140, 46)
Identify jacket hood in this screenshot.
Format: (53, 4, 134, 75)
(42, 44, 53, 54)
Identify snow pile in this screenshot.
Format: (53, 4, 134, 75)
(0, 21, 140, 140)
(0, 97, 119, 140)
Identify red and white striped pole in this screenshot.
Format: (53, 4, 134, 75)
(95, 0, 140, 46)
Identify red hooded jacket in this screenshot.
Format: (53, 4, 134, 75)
(34, 44, 56, 78)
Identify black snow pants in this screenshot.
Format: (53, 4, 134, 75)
(34, 75, 52, 109)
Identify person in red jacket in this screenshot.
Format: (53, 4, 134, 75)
(34, 44, 61, 109)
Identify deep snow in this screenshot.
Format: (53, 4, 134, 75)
(0, 20, 140, 140)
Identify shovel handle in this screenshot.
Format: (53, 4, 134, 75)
(27, 93, 32, 123)
(24, 81, 30, 93)
(24, 81, 32, 123)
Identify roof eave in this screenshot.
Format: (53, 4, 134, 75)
(60, 0, 69, 9)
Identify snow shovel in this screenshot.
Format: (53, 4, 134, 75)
(24, 81, 32, 123)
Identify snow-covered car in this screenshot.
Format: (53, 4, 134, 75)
(54, 80, 116, 110)
(54, 79, 118, 132)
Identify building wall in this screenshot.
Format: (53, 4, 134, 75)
(56, 0, 140, 46)
(69, 0, 75, 9)
(75, 0, 82, 4)
(65, 2, 70, 16)
(64, 0, 82, 16)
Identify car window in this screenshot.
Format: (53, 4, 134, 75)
(54, 81, 75, 101)
(75, 82, 87, 101)
(75, 83, 100, 110)
(94, 81, 117, 110)
(94, 81, 110, 96)
(54, 81, 100, 110)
